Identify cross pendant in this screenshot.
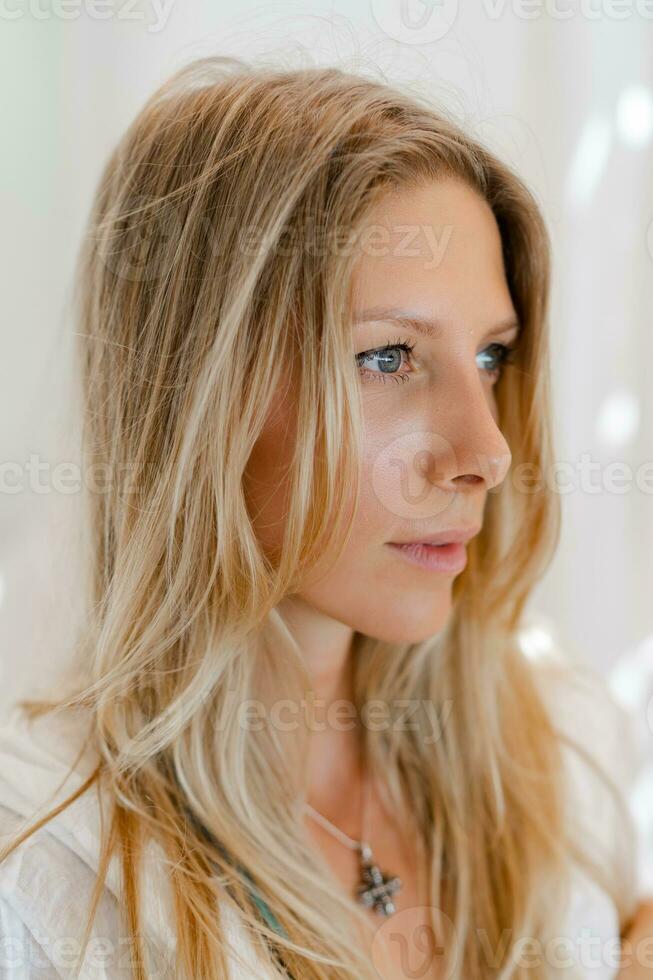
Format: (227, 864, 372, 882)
(355, 843, 402, 916)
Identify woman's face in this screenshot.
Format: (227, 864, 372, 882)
(245, 177, 517, 645)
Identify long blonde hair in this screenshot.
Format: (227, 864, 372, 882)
(1, 56, 638, 978)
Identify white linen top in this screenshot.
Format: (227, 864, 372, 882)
(0, 654, 649, 979)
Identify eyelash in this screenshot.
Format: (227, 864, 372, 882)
(355, 335, 416, 385)
(355, 336, 518, 385)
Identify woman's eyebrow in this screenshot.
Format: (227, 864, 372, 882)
(352, 306, 521, 342)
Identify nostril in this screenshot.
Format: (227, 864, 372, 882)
(453, 474, 484, 486)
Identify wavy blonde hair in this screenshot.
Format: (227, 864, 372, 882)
(1, 56, 639, 979)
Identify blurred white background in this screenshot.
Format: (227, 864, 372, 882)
(1, 0, 652, 871)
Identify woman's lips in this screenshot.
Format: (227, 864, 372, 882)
(385, 541, 468, 574)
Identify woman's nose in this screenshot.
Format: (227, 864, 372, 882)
(425, 381, 512, 494)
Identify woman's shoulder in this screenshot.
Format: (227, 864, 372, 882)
(0, 799, 133, 978)
(0, 887, 61, 978)
(0, 704, 178, 977)
(0, 703, 117, 894)
(522, 637, 647, 975)
(528, 640, 642, 803)
(0, 704, 272, 979)
(525, 634, 647, 897)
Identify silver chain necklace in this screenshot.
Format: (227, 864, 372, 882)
(303, 762, 403, 917)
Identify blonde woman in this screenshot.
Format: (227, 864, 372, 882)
(0, 57, 649, 980)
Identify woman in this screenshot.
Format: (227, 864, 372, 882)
(0, 56, 648, 979)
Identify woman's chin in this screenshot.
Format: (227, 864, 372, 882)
(363, 604, 453, 646)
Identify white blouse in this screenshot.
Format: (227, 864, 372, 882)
(0, 655, 648, 979)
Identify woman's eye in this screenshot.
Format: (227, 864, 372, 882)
(355, 339, 517, 386)
(476, 342, 517, 381)
(355, 339, 416, 385)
